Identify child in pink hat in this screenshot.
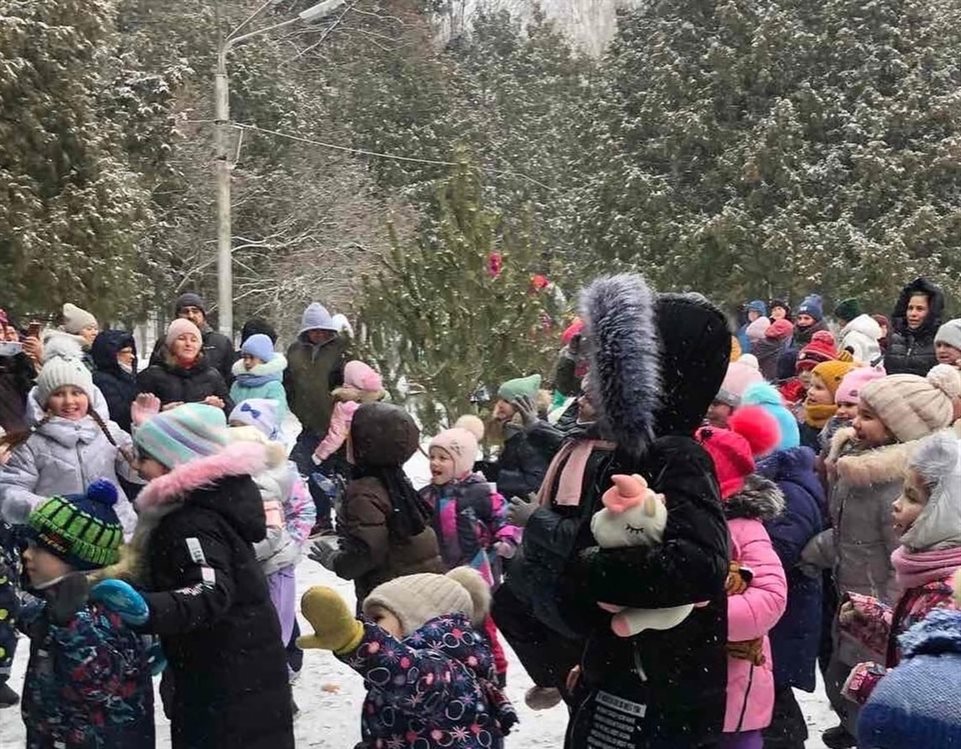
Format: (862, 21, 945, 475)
(312, 360, 385, 464)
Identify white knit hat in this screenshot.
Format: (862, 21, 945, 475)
(429, 427, 479, 478)
(860, 366, 961, 443)
(35, 356, 95, 406)
(362, 567, 491, 637)
(62, 303, 98, 335)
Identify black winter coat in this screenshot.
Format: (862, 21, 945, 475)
(92, 330, 139, 432)
(565, 437, 730, 748)
(134, 444, 293, 749)
(138, 356, 233, 414)
(150, 329, 235, 384)
(884, 277, 944, 377)
(0, 352, 34, 432)
(791, 319, 829, 348)
(492, 426, 549, 498)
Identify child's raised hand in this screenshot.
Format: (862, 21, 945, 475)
(131, 393, 161, 426)
(298, 586, 364, 654)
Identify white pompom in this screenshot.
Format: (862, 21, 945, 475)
(927, 364, 961, 400)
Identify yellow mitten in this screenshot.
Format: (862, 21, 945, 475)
(297, 586, 364, 654)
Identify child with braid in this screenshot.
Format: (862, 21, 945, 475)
(0, 356, 138, 535)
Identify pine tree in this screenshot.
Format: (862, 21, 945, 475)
(358, 153, 556, 433)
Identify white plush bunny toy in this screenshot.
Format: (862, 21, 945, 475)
(590, 473, 695, 637)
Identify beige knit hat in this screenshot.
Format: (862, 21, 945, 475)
(362, 567, 490, 637)
(860, 365, 961, 442)
(62, 303, 98, 335)
(429, 427, 479, 478)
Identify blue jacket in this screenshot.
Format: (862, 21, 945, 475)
(19, 598, 154, 748)
(340, 613, 517, 748)
(758, 446, 826, 691)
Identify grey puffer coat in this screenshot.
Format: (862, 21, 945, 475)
(0, 389, 138, 534)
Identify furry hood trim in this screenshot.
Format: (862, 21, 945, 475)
(332, 385, 386, 404)
(136, 440, 268, 511)
(828, 426, 917, 487)
(580, 274, 661, 455)
(724, 474, 786, 521)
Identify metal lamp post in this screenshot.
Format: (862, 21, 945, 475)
(214, 0, 346, 337)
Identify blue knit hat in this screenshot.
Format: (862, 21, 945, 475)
(26, 479, 124, 571)
(747, 300, 767, 316)
(797, 294, 824, 322)
(240, 333, 275, 363)
(134, 403, 229, 469)
(858, 609, 961, 748)
(229, 399, 280, 441)
(298, 303, 338, 337)
(741, 382, 800, 451)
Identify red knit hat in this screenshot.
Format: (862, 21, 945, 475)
(696, 406, 781, 500)
(796, 330, 838, 373)
(765, 318, 795, 341)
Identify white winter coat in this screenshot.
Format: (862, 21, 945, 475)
(839, 314, 883, 365)
(0, 387, 138, 535)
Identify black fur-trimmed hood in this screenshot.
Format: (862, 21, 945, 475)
(581, 275, 731, 454)
(724, 474, 785, 521)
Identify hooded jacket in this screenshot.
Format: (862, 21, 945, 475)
(0, 350, 34, 432)
(722, 475, 788, 734)
(331, 403, 444, 602)
(839, 314, 883, 366)
(120, 441, 293, 749)
(138, 352, 233, 414)
(565, 277, 732, 748)
(757, 446, 826, 691)
(885, 278, 944, 376)
(0, 391, 138, 535)
(284, 332, 348, 434)
(229, 355, 289, 423)
(92, 330, 138, 432)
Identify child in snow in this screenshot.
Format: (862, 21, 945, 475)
(935, 319, 961, 368)
(421, 424, 520, 683)
(856, 572, 961, 748)
(0, 521, 20, 708)
(824, 367, 886, 453)
(299, 566, 517, 749)
(228, 398, 312, 675)
(0, 355, 138, 535)
(486, 374, 550, 499)
(18, 480, 153, 747)
(308, 402, 443, 604)
(229, 334, 288, 424)
(125, 403, 294, 748)
(802, 365, 960, 747)
(838, 431, 961, 706)
(707, 355, 763, 429)
(799, 360, 856, 452)
(696, 407, 788, 749)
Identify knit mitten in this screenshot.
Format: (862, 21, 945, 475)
(725, 561, 753, 596)
(298, 586, 364, 654)
(727, 638, 765, 665)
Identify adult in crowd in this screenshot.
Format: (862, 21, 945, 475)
(885, 277, 943, 377)
(150, 293, 234, 383)
(138, 319, 232, 414)
(792, 294, 829, 347)
(563, 276, 731, 748)
(286, 302, 348, 535)
(0, 309, 36, 432)
(736, 300, 767, 355)
(835, 299, 883, 365)
(240, 317, 278, 347)
(770, 299, 792, 321)
(91, 330, 139, 433)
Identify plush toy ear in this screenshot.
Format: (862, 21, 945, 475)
(643, 495, 658, 517)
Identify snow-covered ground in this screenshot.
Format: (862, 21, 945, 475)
(0, 430, 837, 746)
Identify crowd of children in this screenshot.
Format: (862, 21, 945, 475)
(1, 277, 961, 749)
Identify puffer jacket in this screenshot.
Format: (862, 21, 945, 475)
(125, 441, 293, 749)
(284, 333, 348, 435)
(91, 330, 139, 433)
(757, 446, 826, 691)
(839, 314, 883, 366)
(0, 393, 137, 535)
(138, 355, 233, 413)
(229, 355, 289, 423)
(801, 428, 911, 664)
(149, 327, 235, 384)
(492, 425, 549, 499)
(722, 476, 788, 734)
(19, 595, 154, 748)
(341, 613, 517, 748)
(884, 278, 943, 377)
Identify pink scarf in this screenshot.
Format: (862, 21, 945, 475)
(891, 545, 961, 589)
(537, 439, 616, 507)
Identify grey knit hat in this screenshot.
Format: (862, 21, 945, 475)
(935, 319, 961, 351)
(36, 356, 95, 406)
(62, 303, 98, 335)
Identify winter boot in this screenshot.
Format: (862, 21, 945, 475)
(821, 724, 857, 749)
(524, 686, 562, 711)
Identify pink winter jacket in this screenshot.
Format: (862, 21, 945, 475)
(725, 516, 788, 733)
(314, 400, 360, 463)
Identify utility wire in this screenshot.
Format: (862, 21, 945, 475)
(229, 121, 557, 192)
